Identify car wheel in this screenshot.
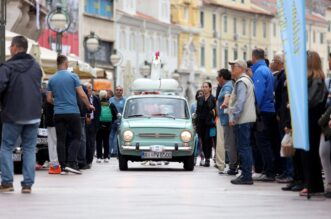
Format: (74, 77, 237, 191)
(183, 155, 195, 171)
(118, 151, 128, 171)
(14, 161, 23, 174)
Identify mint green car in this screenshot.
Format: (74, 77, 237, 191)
(117, 95, 196, 171)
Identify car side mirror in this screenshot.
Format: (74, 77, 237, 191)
(117, 113, 122, 120)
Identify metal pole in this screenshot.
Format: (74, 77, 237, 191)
(0, 0, 7, 64)
(114, 66, 117, 89)
(91, 52, 95, 68)
(56, 32, 62, 56)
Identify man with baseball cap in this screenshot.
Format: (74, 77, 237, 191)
(228, 59, 256, 185)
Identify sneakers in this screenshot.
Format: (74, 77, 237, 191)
(96, 158, 102, 163)
(227, 169, 238, 176)
(258, 175, 276, 182)
(231, 177, 253, 185)
(48, 165, 61, 174)
(60, 170, 69, 175)
(276, 176, 293, 183)
(199, 159, 205, 166)
(104, 158, 109, 163)
(0, 184, 14, 192)
(21, 186, 31, 194)
(64, 165, 82, 175)
(252, 173, 264, 181)
(203, 159, 210, 167)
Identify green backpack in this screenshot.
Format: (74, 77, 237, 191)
(100, 103, 112, 122)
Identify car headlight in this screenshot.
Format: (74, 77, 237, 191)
(180, 131, 192, 143)
(123, 130, 134, 142)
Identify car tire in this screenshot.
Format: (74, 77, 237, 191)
(118, 152, 128, 171)
(14, 161, 23, 174)
(183, 155, 195, 171)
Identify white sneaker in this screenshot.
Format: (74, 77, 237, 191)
(96, 158, 102, 163)
(236, 170, 242, 178)
(252, 173, 265, 181)
(104, 158, 109, 163)
(157, 161, 163, 165)
(141, 161, 148, 165)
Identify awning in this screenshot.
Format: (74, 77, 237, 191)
(5, 30, 97, 79)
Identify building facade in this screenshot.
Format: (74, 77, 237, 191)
(170, 0, 202, 102)
(6, 0, 48, 41)
(115, 0, 181, 95)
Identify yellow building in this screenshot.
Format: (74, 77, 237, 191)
(201, 0, 273, 75)
(171, 0, 202, 102)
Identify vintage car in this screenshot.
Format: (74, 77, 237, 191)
(117, 79, 196, 171)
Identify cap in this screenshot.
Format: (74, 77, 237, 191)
(229, 59, 247, 69)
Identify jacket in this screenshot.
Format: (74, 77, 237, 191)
(252, 60, 275, 113)
(230, 74, 257, 124)
(0, 52, 42, 123)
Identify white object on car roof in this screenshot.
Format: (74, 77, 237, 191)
(131, 79, 180, 93)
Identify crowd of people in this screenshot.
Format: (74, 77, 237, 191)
(0, 36, 330, 199)
(0, 36, 126, 193)
(194, 48, 331, 198)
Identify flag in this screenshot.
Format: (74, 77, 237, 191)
(277, 0, 309, 151)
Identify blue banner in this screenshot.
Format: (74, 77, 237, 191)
(277, 0, 309, 151)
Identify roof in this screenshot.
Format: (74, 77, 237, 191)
(203, 0, 273, 16)
(252, 0, 327, 24)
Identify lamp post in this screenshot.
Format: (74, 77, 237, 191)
(110, 49, 122, 89)
(0, 0, 7, 64)
(47, 4, 71, 56)
(84, 31, 100, 68)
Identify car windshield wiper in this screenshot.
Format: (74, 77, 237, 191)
(151, 113, 175, 119)
(127, 114, 145, 118)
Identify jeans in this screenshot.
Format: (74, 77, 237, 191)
(255, 112, 276, 177)
(47, 127, 58, 166)
(0, 122, 39, 186)
(223, 125, 237, 170)
(54, 114, 82, 168)
(109, 120, 119, 155)
(77, 118, 86, 166)
(86, 121, 98, 164)
(234, 123, 253, 180)
(96, 122, 111, 159)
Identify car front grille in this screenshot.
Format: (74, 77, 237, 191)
(138, 133, 176, 138)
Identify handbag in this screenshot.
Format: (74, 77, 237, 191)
(280, 133, 295, 157)
(209, 127, 216, 137)
(318, 106, 331, 138)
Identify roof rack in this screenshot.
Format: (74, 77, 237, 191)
(130, 78, 181, 94)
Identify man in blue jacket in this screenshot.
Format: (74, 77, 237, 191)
(0, 36, 42, 193)
(251, 48, 277, 182)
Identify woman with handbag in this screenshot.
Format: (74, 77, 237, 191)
(299, 51, 328, 196)
(196, 82, 216, 167)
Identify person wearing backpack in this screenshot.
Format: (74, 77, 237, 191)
(96, 90, 118, 163)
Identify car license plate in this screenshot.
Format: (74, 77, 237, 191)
(38, 128, 48, 137)
(141, 152, 172, 159)
(12, 153, 22, 161)
(37, 138, 48, 144)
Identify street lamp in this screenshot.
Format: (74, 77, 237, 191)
(0, 0, 7, 64)
(84, 31, 100, 67)
(47, 4, 71, 56)
(110, 49, 123, 88)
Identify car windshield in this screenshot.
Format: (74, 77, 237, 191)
(124, 97, 189, 119)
